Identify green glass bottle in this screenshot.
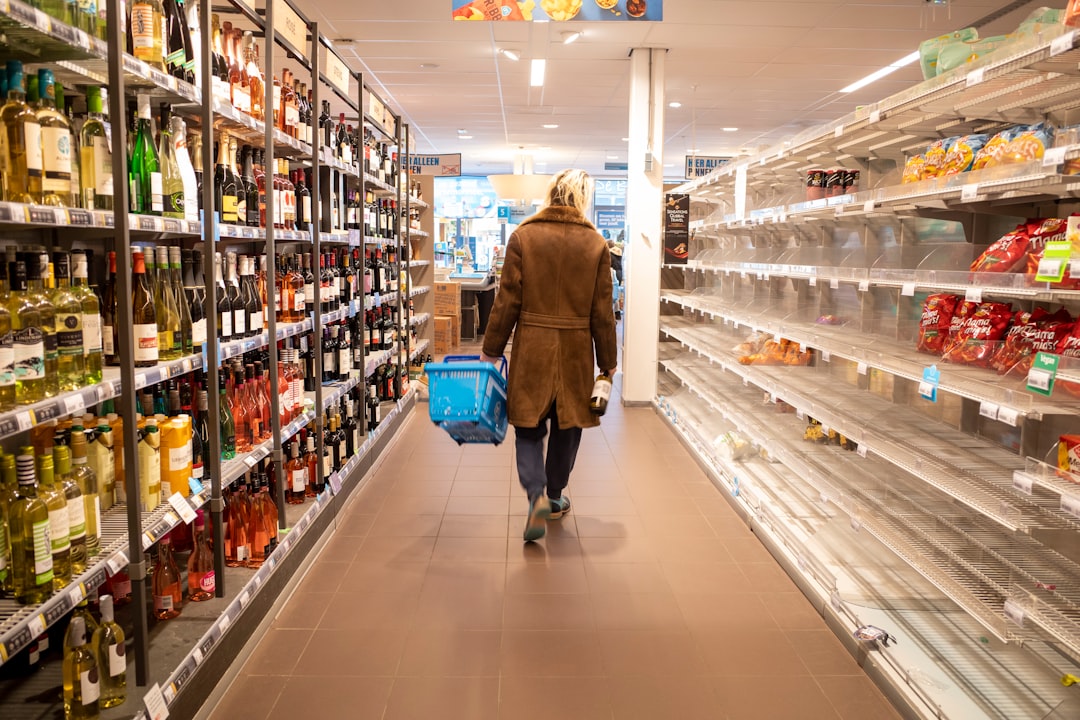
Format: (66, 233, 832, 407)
(54, 445, 87, 574)
(158, 104, 184, 218)
(0, 452, 16, 595)
(0, 61, 43, 203)
(154, 246, 181, 360)
(62, 616, 100, 720)
(26, 252, 58, 398)
(10, 260, 45, 404)
(70, 426, 99, 557)
(36, 450, 71, 588)
(0, 259, 14, 410)
(10, 452, 53, 603)
(169, 246, 191, 355)
(129, 94, 162, 215)
(79, 86, 113, 211)
(71, 251, 103, 385)
(35, 70, 72, 207)
(219, 371, 235, 459)
(51, 251, 86, 392)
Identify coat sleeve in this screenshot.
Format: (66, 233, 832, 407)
(482, 233, 523, 358)
(591, 244, 618, 372)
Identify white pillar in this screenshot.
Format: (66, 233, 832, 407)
(621, 47, 665, 405)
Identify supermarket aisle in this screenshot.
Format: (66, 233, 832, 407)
(206, 389, 902, 720)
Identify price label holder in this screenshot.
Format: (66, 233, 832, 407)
(1003, 600, 1026, 627)
(961, 184, 979, 202)
(106, 550, 129, 576)
(857, 362, 868, 376)
(858, 280, 870, 292)
(998, 406, 1020, 426)
(965, 67, 986, 87)
(143, 683, 170, 720)
(809, 276, 817, 287)
(1027, 352, 1059, 397)
(829, 278, 839, 290)
(1043, 145, 1068, 168)
(919, 365, 940, 402)
(834, 125, 843, 138)
(1051, 30, 1076, 57)
(822, 350, 831, 363)
(965, 287, 983, 303)
(979, 401, 1000, 421)
(329, 471, 343, 494)
(1061, 493, 1080, 520)
(1036, 240, 1071, 282)
(1012, 471, 1034, 496)
(857, 444, 868, 458)
(64, 394, 86, 417)
(869, 109, 881, 124)
(901, 282, 916, 297)
(862, 199, 875, 214)
(167, 493, 198, 524)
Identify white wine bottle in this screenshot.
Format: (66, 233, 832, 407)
(589, 374, 612, 416)
(62, 616, 100, 719)
(92, 594, 126, 708)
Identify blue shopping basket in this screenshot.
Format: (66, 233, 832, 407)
(425, 355, 509, 445)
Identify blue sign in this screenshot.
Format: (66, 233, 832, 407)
(604, 162, 629, 172)
(596, 210, 625, 230)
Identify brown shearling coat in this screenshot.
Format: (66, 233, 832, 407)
(482, 205, 618, 430)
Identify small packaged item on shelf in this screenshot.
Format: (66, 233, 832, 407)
(804, 418, 826, 443)
(970, 223, 1031, 273)
(1064, 0, 1080, 28)
(806, 169, 827, 201)
(1055, 324, 1080, 397)
(992, 308, 1073, 376)
(1058, 436, 1080, 480)
(714, 431, 752, 461)
(916, 293, 961, 354)
(732, 331, 768, 357)
(942, 302, 1015, 367)
(816, 315, 844, 326)
(901, 154, 926, 184)
(989, 308, 1045, 374)
(783, 341, 813, 366)
(973, 127, 1023, 170)
(936, 36, 1012, 76)
(942, 134, 989, 175)
(1024, 216, 1080, 287)
(825, 169, 847, 197)
(919, 28, 979, 79)
(999, 123, 1055, 165)
(922, 139, 951, 179)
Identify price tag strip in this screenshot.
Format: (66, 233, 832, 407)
(919, 365, 941, 402)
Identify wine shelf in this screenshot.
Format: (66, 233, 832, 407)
(410, 312, 431, 328)
(217, 318, 313, 363)
(409, 339, 430, 363)
(409, 259, 431, 269)
(363, 172, 396, 196)
(410, 285, 431, 298)
(408, 196, 429, 210)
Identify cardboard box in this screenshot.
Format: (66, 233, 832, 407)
(434, 315, 455, 355)
(434, 281, 462, 316)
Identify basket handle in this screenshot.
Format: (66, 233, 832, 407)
(442, 354, 508, 377)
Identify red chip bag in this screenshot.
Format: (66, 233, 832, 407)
(942, 301, 978, 355)
(1056, 323, 1080, 397)
(1023, 217, 1080, 288)
(1014, 310, 1073, 376)
(916, 293, 960, 354)
(971, 224, 1031, 273)
(989, 309, 1045, 374)
(943, 302, 1015, 367)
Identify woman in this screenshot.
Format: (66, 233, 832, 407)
(481, 169, 618, 542)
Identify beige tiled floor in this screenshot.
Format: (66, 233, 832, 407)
(208, 394, 902, 720)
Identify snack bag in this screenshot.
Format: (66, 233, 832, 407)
(1058, 436, 1080, 482)
(942, 300, 979, 355)
(916, 293, 961, 354)
(1065, 0, 1080, 28)
(1023, 217, 1080, 288)
(902, 154, 926, 184)
(452, 0, 525, 20)
(922, 139, 951, 179)
(942, 134, 989, 175)
(973, 127, 1021, 171)
(919, 28, 980, 79)
(937, 36, 1012, 75)
(998, 123, 1055, 166)
(943, 302, 1014, 367)
(1055, 324, 1080, 397)
(989, 308, 1046, 374)
(971, 223, 1031, 273)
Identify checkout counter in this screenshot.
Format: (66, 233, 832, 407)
(437, 269, 498, 341)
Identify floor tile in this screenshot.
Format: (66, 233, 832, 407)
(295, 628, 408, 675)
(584, 562, 670, 594)
(334, 512, 377, 537)
(607, 676, 726, 720)
(318, 591, 419, 630)
(598, 630, 709, 677)
(502, 593, 594, 630)
(397, 629, 502, 676)
(508, 535, 584, 563)
(421, 560, 506, 596)
(575, 515, 647, 538)
(677, 593, 779, 631)
(500, 630, 605, 676)
(379, 495, 450, 516)
(661, 561, 747, 595)
(816, 676, 904, 720)
(787, 629, 863, 675)
(338, 561, 430, 595)
(498, 676, 612, 720)
(450, 479, 510, 496)
(368, 513, 444, 538)
(413, 588, 505, 630)
(761, 591, 825, 630)
(591, 592, 686, 631)
(737, 561, 799, 592)
(712, 675, 841, 720)
(432, 536, 509, 562)
(271, 590, 333, 629)
(383, 677, 499, 720)
(445, 495, 512, 515)
(360, 534, 437, 562)
(650, 535, 734, 563)
(580, 536, 657, 563)
(694, 628, 810, 677)
(269, 676, 392, 720)
(723, 537, 777, 563)
(241, 628, 311, 675)
(505, 561, 590, 594)
(385, 479, 454, 498)
(209, 674, 282, 720)
(640, 513, 717, 538)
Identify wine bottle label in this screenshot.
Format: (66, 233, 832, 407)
(44, 330, 57, 359)
(102, 324, 114, 355)
(293, 291, 305, 312)
(166, 48, 186, 71)
(192, 462, 203, 480)
(82, 312, 102, 354)
(191, 318, 206, 346)
(150, 172, 163, 212)
(323, 351, 334, 371)
(303, 196, 311, 225)
(14, 327, 44, 380)
(131, 4, 156, 52)
(57, 311, 83, 357)
(234, 86, 251, 114)
(153, 594, 173, 611)
(23, 122, 42, 175)
(0, 128, 10, 174)
(339, 347, 350, 374)
(68, 497, 86, 540)
(31, 518, 53, 583)
(166, 190, 184, 216)
(160, 480, 170, 497)
(291, 469, 305, 492)
(93, 496, 101, 544)
(233, 309, 246, 335)
(48, 507, 71, 553)
(286, 105, 300, 128)
(220, 312, 232, 338)
(169, 444, 192, 472)
(91, 136, 114, 196)
(108, 642, 125, 677)
(80, 668, 100, 704)
(251, 309, 263, 331)
(0, 331, 13, 388)
(41, 127, 72, 192)
(200, 571, 215, 592)
(273, 189, 282, 226)
(133, 323, 158, 362)
(236, 545, 248, 561)
(222, 194, 238, 223)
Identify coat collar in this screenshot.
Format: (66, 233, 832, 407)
(519, 205, 596, 231)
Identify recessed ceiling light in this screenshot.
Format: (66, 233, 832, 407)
(459, 135, 473, 140)
(542, 123, 558, 129)
(420, 63, 439, 69)
(607, 155, 618, 159)
(839, 50, 919, 93)
(668, 101, 682, 108)
(687, 148, 700, 153)
(663, 163, 674, 167)
(530, 59, 546, 87)
(561, 31, 582, 45)
(621, 137, 629, 142)
(722, 127, 738, 132)
(457, 129, 468, 134)
(497, 48, 521, 62)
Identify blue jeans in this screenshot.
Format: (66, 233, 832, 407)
(514, 403, 582, 502)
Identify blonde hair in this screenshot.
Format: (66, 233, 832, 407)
(545, 169, 593, 216)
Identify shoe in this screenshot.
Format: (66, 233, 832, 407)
(523, 495, 551, 542)
(548, 496, 571, 520)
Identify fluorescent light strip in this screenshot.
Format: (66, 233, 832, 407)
(839, 51, 919, 94)
(531, 59, 546, 87)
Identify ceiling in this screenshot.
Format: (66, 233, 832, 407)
(287, 0, 1051, 180)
